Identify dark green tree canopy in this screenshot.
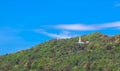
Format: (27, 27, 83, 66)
(0, 33, 120, 71)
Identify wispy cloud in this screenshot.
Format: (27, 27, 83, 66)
(101, 22, 120, 28)
(35, 21, 120, 39)
(53, 21, 120, 31)
(54, 24, 97, 31)
(114, 3, 120, 7)
(35, 30, 76, 39)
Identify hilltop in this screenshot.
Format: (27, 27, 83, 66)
(0, 32, 120, 71)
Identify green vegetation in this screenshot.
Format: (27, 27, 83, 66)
(0, 32, 120, 71)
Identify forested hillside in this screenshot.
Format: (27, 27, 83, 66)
(0, 33, 120, 71)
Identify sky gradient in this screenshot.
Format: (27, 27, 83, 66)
(0, 0, 120, 55)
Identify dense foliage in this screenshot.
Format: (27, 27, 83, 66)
(0, 33, 120, 71)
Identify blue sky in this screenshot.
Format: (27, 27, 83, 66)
(0, 0, 120, 55)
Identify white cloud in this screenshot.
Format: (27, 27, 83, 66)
(35, 21, 120, 39)
(101, 22, 120, 28)
(54, 24, 97, 31)
(35, 30, 76, 39)
(54, 21, 120, 31)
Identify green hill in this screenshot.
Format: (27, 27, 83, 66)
(0, 32, 120, 71)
